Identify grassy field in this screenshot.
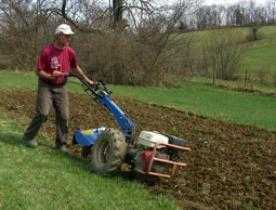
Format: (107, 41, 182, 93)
(1, 70, 276, 131)
(189, 76, 276, 94)
(184, 26, 276, 78)
(242, 26, 276, 75)
(0, 113, 178, 210)
(111, 83, 276, 131)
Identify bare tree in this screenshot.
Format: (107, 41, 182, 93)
(204, 29, 243, 82)
(234, 6, 244, 26)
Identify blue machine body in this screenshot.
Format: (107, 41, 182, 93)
(74, 127, 106, 146)
(73, 84, 135, 147)
(98, 92, 134, 141)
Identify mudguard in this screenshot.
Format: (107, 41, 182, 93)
(73, 127, 106, 147)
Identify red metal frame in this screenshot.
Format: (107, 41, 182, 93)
(137, 143, 191, 178)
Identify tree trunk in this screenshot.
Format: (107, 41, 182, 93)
(113, 0, 123, 26)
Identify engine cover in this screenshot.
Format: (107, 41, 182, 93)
(137, 131, 169, 148)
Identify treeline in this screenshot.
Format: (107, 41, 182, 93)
(0, 0, 199, 86)
(0, 0, 271, 86)
(180, 0, 276, 30)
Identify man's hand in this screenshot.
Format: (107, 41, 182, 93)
(52, 70, 67, 77)
(37, 70, 54, 80)
(72, 65, 96, 87)
(86, 80, 97, 89)
(87, 80, 96, 86)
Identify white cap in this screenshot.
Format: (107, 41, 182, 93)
(55, 24, 74, 35)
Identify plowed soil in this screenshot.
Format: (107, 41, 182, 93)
(0, 89, 275, 210)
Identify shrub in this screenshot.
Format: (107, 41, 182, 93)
(203, 29, 243, 82)
(246, 26, 264, 42)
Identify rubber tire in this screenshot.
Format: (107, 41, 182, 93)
(90, 128, 127, 174)
(81, 146, 92, 158)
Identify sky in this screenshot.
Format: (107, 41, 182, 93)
(204, 0, 265, 6)
(157, 0, 267, 7)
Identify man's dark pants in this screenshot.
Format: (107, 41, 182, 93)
(23, 79, 69, 147)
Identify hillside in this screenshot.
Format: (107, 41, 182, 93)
(0, 89, 275, 209)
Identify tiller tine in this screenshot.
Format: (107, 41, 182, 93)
(137, 143, 191, 179)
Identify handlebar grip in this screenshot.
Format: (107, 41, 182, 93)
(98, 80, 105, 86)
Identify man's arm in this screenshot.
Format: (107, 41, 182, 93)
(71, 65, 95, 85)
(36, 70, 54, 80)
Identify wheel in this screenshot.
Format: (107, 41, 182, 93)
(90, 128, 127, 173)
(81, 146, 92, 158)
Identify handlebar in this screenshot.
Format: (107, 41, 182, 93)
(80, 79, 112, 97)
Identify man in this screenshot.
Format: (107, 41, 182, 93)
(22, 24, 95, 152)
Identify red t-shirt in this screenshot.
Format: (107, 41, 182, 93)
(37, 44, 77, 86)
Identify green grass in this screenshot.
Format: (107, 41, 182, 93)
(190, 76, 276, 95)
(1, 70, 276, 131)
(0, 114, 178, 210)
(110, 82, 276, 131)
(0, 70, 86, 92)
(0, 71, 37, 89)
(181, 26, 276, 77)
(241, 26, 276, 75)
